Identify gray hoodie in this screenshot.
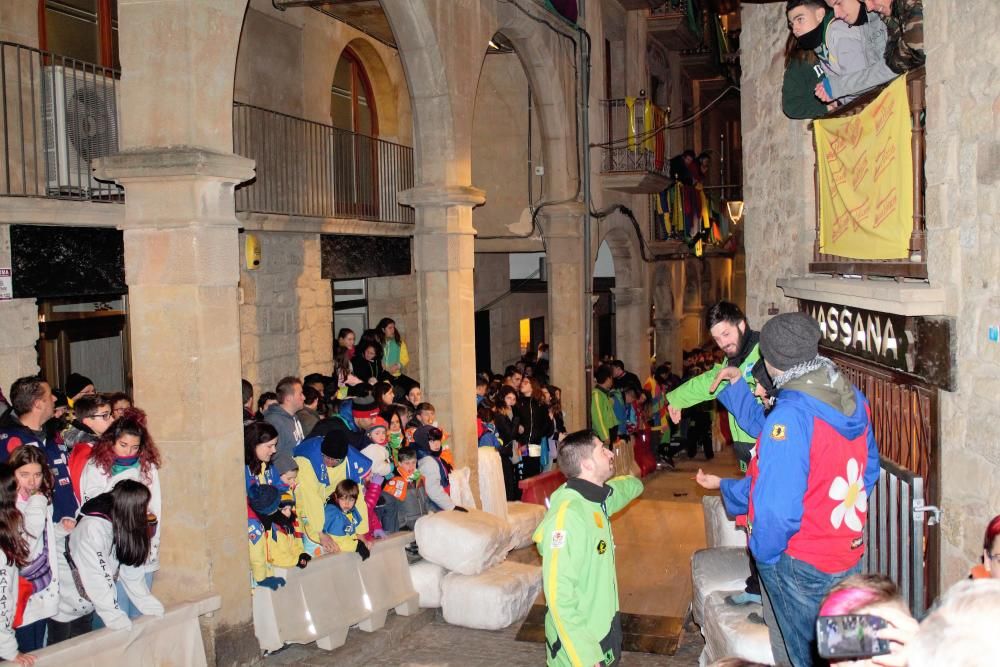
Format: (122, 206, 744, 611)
(262, 403, 304, 459)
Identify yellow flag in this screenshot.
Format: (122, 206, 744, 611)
(814, 76, 914, 260)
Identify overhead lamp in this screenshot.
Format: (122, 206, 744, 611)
(725, 200, 745, 225)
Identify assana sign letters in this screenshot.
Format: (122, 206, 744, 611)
(800, 300, 953, 390)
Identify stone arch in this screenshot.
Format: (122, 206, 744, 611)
(381, 0, 494, 186)
(330, 38, 402, 140)
(495, 5, 580, 202)
(600, 223, 642, 290)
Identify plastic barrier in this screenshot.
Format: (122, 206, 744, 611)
(699, 589, 775, 666)
(356, 532, 421, 631)
(702, 495, 747, 549)
(691, 547, 751, 625)
(252, 531, 417, 652)
(633, 430, 657, 477)
(518, 470, 566, 507)
(31, 595, 220, 667)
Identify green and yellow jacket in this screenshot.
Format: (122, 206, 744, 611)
(534, 475, 644, 666)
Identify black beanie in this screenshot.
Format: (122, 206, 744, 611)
(66, 373, 94, 399)
(321, 430, 349, 461)
(759, 312, 821, 372)
(248, 484, 281, 517)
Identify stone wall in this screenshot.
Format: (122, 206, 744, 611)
(0, 226, 39, 395)
(366, 273, 421, 382)
(239, 232, 333, 396)
(474, 253, 548, 373)
(739, 3, 815, 323)
(924, 0, 1000, 585)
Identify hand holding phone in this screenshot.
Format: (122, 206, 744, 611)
(816, 614, 891, 660)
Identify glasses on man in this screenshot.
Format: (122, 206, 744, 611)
(92, 412, 112, 420)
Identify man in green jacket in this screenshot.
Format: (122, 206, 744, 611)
(535, 430, 643, 666)
(590, 365, 619, 445)
(666, 302, 762, 471)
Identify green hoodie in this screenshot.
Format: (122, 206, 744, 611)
(666, 342, 761, 444)
(590, 386, 618, 443)
(534, 475, 644, 666)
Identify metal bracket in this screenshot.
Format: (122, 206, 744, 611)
(914, 501, 942, 526)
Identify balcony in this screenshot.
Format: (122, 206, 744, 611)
(599, 98, 671, 194)
(648, 0, 704, 51)
(809, 68, 926, 279)
(233, 103, 414, 225)
(616, 0, 662, 9)
(649, 184, 742, 257)
(0, 41, 123, 202)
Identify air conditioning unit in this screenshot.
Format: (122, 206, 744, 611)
(41, 65, 120, 196)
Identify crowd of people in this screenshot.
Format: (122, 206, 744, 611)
(783, 0, 923, 119)
(0, 373, 158, 665)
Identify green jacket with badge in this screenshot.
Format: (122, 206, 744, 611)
(665, 331, 761, 445)
(534, 475, 644, 667)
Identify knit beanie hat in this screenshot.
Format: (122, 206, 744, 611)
(351, 395, 379, 419)
(271, 453, 299, 476)
(66, 373, 95, 399)
(759, 312, 822, 372)
(413, 425, 443, 450)
(321, 429, 350, 461)
(279, 491, 296, 508)
(366, 417, 388, 435)
(248, 484, 281, 517)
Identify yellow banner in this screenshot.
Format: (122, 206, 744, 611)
(814, 76, 913, 260)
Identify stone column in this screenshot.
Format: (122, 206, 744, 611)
(399, 185, 484, 498)
(612, 286, 649, 378)
(539, 203, 587, 431)
(654, 315, 683, 371)
(95, 148, 257, 666)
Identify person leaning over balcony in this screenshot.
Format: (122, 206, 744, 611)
(782, 30, 832, 119)
(816, 0, 898, 104)
(864, 0, 923, 74)
(695, 313, 880, 667)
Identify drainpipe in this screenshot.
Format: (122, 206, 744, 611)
(578, 0, 594, 385)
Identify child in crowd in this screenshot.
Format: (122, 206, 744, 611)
(381, 407, 407, 459)
(247, 484, 309, 591)
(79, 413, 162, 621)
(323, 480, 371, 560)
(0, 464, 34, 665)
(413, 426, 464, 512)
(379, 447, 429, 533)
(52, 480, 163, 636)
(9, 446, 58, 653)
(360, 418, 393, 539)
(972, 515, 1000, 579)
(270, 453, 298, 492)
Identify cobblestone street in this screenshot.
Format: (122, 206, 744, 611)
(264, 609, 705, 666)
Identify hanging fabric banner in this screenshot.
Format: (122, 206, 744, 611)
(814, 76, 914, 259)
(625, 97, 637, 152)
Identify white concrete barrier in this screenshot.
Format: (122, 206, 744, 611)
(703, 495, 746, 549)
(357, 532, 420, 631)
(31, 595, 220, 667)
(252, 531, 419, 652)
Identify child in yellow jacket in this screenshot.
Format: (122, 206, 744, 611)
(323, 479, 372, 560)
(248, 484, 311, 589)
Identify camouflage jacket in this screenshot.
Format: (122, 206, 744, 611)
(884, 0, 924, 73)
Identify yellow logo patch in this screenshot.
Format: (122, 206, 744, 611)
(593, 512, 604, 529)
(597, 540, 607, 555)
(771, 424, 787, 441)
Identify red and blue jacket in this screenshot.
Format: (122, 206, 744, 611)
(719, 379, 879, 574)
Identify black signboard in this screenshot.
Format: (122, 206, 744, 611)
(800, 299, 953, 391)
(11, 225, 126, 299)
(320, 234, 411, 281)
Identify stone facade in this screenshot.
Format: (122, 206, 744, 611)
(0, 226, 39, 394)
(239, 232, 333, 396)
(366, 273, 421, 381)
(740, 0, 1000, 590)
(923, 0, 1000, 585)
(739, 3, 815, 324)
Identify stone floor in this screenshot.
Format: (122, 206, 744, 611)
(263, 446, 741, 667)
(263, 609, 706, 667)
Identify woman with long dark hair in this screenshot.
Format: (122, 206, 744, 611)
(335, 328, 356, 359)
(244, 421, 279, 492)
(491, 387, 521, 500)
(9, 446, 58, 652)
(0, 464, 33, 665)
(375, 318, 410, 379)
(53, 480, 163, 636)
(352, 340, 385, 387)
(514, 377, 553, 479)
(333, 346, 363, 400)
(79, 411, 162, 621)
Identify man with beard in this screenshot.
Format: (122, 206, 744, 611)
(666, 302, 762, 471)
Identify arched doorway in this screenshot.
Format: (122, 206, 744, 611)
(330, 46, 380, 219)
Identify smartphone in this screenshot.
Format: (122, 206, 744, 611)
(816, 614, 891, 660)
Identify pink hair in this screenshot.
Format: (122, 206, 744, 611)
(819, 587, 882, 617)
(984, 515, 1000, 552)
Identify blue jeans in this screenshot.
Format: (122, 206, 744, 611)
(756, 553, 861, 667)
